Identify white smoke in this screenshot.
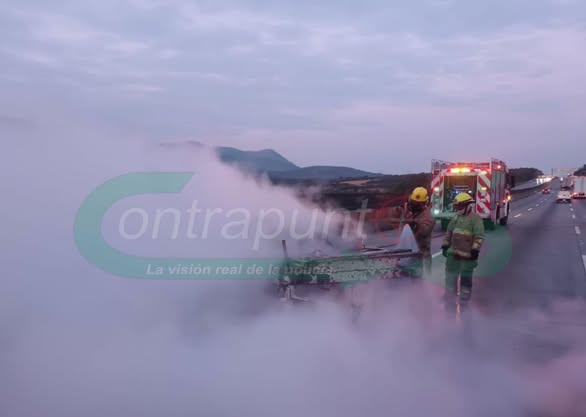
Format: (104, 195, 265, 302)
(1, 125, 586, 417)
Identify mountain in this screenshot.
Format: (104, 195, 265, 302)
(161, 141, 381, 180)
(268, 166, 380, 180)
(220, 148, 382, 180)
(215, 146, 299, 172)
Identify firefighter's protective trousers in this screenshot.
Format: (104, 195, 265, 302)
(442, 212, 485, 292)
(445, 255, 478, 291)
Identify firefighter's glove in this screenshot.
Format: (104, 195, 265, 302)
(470, 249, 480, 261)
(441, 244, 449, 258)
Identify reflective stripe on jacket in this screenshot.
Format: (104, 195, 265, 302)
(442, 213, 485, 258)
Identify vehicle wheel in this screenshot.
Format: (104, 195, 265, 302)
(499, 206, 509, 226)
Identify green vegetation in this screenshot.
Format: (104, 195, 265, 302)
(509, 167, 543, 184)
(269, 166, 381, 181)
(574, 165, 586, 176)
(316, 173, 430, 210)
(365, 173, 431, 196)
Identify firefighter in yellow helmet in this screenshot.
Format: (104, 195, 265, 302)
(405, 187, 435, 276)
(441, 192, 485, 301)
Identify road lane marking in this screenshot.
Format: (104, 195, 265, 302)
(432, 251, 442, 258)
(582, 255, 586, 275)
(528, 208, 533, 211)
(572, 214, 576, 219)
(576, 226, 582, 235)
(514, 214, 522, 218)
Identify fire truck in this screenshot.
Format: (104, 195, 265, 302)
(431, 158, 514, 230)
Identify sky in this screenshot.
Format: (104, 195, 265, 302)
(4, 4, 586, 415)
(1, 0, 585, 173)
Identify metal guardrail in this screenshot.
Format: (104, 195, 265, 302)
(510, 181, 549, 200)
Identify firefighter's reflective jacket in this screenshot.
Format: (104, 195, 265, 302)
(407, 206, 435, 257)
(442, 213, 485, 258)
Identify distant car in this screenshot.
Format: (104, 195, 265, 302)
(542, 188, 551, 194)
(556, 190, 572, 203)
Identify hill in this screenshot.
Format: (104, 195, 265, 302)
(161, 141, 381, 180)
(509, 167, 543, 184)
(216, 146, 299, 172)
(268, 166, 380, 181)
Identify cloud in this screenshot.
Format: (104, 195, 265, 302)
(179, 4, 292, 33)
(122, 83, 165, 93)
(0, 0, 584, 170)
(430, 25, 586, 102)
(1, 47, 62, 68)
(107, 40, 151, 54)
(0, 114, 35, 132)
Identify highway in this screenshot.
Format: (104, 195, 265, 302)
(409, 179, 586, 371)
(511, 177, 552, 191)
(366, 180, 586, 296)
(474, 180, 586, 312)
(365, 179, 586, 365)
(420, 179, 586, 305)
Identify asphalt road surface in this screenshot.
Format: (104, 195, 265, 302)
(420, 180, 586, 369)
(387, 179, 586, 308)
(474, 180, 586, 311)
(365, 179, 586, 367)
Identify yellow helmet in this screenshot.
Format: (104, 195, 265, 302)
(410, 187, 429, 203)
(454, 192, 473, 204)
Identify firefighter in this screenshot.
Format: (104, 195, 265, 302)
(441, 192, 485, 301)
(405, 187, 435, 276)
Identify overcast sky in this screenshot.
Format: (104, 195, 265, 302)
(1, 0, 585, 173)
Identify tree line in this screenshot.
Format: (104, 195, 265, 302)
(574, 165, 586, 176)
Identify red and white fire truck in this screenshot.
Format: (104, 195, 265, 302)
(430, 158, 514, 230)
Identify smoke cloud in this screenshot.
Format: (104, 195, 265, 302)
(1, 125, 586, 417)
